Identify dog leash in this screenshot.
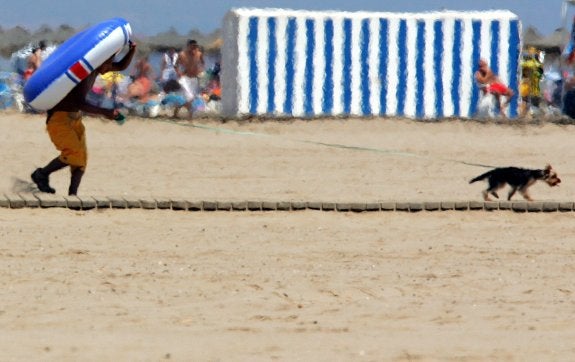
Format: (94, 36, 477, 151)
(154, 118, 496, 169)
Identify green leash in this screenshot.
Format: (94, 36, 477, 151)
(156, 119, 496, 169)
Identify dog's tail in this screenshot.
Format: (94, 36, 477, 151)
(469, 170, 493, 184)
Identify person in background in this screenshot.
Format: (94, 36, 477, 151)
(176, 39, 205, 116)
(159, 47, 179, 85)
(475, 58, 515, 118)
(24, 40, 47, 81)
(127, 53, 155, 101)
(160, 78, 190, 118)
(519, 47, 544, 117)
(30, 41, 137, 196)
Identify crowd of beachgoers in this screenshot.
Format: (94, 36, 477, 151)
(0, 38, 222, 119)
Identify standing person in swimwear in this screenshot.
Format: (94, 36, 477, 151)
(475, 58, 515, 118)
(159, 47, 179, 85)
(31, 41, 137, 196)
(176, 39, 205, 117)
(25, 40, 47, 81)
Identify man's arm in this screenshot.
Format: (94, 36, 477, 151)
(78, 102, 117, 119)
(474, 71, 484, 84)
(475, 69, 491, 84)
(110, 41, 137, 72)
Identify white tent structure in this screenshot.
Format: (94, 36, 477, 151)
(563, 0, 575, 29)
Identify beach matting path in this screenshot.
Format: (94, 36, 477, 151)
(1, 111, 575, 360)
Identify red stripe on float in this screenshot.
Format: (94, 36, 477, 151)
(69, 61, 90, 81)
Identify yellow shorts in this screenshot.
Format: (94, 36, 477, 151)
(46, 111, 87, 171)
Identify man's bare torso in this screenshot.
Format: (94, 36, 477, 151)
(178, 48, 204, 78)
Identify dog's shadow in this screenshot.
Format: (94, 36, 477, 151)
(11, 177, 38, 194)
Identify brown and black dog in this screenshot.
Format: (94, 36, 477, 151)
(469, 165, 561, 201)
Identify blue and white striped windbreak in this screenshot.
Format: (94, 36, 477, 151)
(222, 8, 521, 119)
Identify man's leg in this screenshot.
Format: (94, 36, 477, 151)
(502, 89, 515, 118)
(498, 96, 508, 118)
(31, 157, 68, 193)
(178, 76, 197, 119)
(68, 167, 84, 196)
(35, 112, 87, 194)
(519, 97, 528, 117)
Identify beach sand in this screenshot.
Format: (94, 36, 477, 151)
(1, 111, 575, 360)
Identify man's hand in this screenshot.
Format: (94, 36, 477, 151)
(113, 110, 126, 125)
(101, 108, 118, 120)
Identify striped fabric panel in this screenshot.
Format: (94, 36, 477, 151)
(233, 12, 520, 119)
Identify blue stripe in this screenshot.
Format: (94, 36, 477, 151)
(248, 17, 259, 114)
(490, 21, 500, 76)
(415, 21, 425, 118)
(433, 20, 444, 118)
(379, 19, 388, 115)
(65, 71, 80, 84)
(121, 25, 129, 45)
(397, 20, 407, 117)
(323, 19, 334, 114)
(469, 20, 482, 117)
(360, 19, 371, 115)
(81, 57, 94, 72)
(508, 19, 521, 118)
(304, 19, 315, 116)
(284, 18, 296, 114)
(343, 19, 352, 115)
(267, 18, 277, 114)
(451, 20, 462, 116)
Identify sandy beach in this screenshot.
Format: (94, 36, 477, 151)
(1, 111, 575, 360)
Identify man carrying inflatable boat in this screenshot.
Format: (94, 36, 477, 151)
(24, 18, 137, 196)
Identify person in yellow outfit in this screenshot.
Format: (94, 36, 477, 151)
(519, 47, 544, 117)
(31, 41, 136, 195)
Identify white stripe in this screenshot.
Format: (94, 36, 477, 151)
(292, 17, 307, 116)
(368, 17, 381, 115)
(499, 19, 511, 117)
(66, 69, 81, 83)
(332, 18, 344, 115)
(350, 18, 362, 115)
(424, 19, 436, 118)
(256, 17, 269, 114)
(404, 19, 417, 117)
(237, 16, 250, 114)
(480, 20, 491, 67)
(442, 19, 455, 117)
(386, 18, 399, 116)
(123, 24, 132, 45)
(499, 19, 511, 89)
(234, 8, 519, 22)
(30, 74, 74, 110)
(460, 19, 474, 117)
(274, 17, 288, 115)
(313, 17, 326, 115)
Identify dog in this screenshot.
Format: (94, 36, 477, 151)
(469, 164, 561, 201)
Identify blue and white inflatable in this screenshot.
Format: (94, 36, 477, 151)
(24, 17, 131, 111)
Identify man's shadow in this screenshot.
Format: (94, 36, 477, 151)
(11, 177, 38, 193)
